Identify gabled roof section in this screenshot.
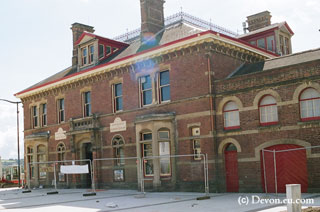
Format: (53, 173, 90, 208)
(75, 32, 129, 47)
(237, 22, 294, 40)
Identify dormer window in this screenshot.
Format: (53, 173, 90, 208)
(82, 48, 87, 65)
(106, 46, 112, 56)
(99, 44, 104, 59)
(89, 45, 94, 63)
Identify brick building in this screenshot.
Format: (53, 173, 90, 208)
(15, 0, 320, 193)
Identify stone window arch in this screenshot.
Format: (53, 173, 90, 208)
(223, 101, 240, 130)
(37, 145, 46, 179)
(299, 88, 320, 121)
(259, 95, 278, 126)
(57, 142, 66, 161)
(26, 146, 34, 179)
(112, 135, 125, 166)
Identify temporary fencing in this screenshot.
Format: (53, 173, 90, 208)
(261, 145, 320, 194)
(27, 159, 93, 190)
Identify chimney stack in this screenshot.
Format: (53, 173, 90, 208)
(246, 11, 271, 32)
(140, 0, 165, 41)
(71, 23, 95, 67)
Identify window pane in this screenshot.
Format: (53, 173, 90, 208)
(300, 88, 320, 100)
(141, 75, 151, 90)
(161, 86, 170, 101)
(86, 104, 91, 116)
(85, 92, 91, 103)
(143, 143, 153, 175)
(106, 46, 111, 55)
(158, 131, 169, 140)
(99, 45, 104, 58)
(42, 104, 46, 113)
(159, 142, 170, 175)
(116, 97, 123, 111)
(90, 45, 94, 54)
(115, 83, 122, 96)
(267, 36, 274, 52)
(143, 90, 152, 105)
(60, 111, 65, 122)
(257, 38, 266, 49)
(224, 101, 238, 111)
(142, 133, 152, 141)
(160, 71, 170, 86)
(60, 99, 64, 109)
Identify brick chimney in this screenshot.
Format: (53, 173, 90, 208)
(71, 23, 95, 67)
(247, 11, 272, 32)
(140, 0, 165, 41)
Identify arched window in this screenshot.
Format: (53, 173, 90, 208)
(223, 101, 240, 130)
(300, 88, 320, 121)
(37, 145, 46, 179)
(259, 95, 278, 125)
(57, 143, 66, 162)
(112, 135, 125, 166)
(26, 147, 34, 179)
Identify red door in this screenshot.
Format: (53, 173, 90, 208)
(225, 144, 239, 192)
(261, 144, 308, 193)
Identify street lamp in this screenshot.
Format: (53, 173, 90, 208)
(0, 99, 21, 188)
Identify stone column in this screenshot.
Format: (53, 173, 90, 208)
(286, 184, 302, 212)
(152, 127, 160, 189)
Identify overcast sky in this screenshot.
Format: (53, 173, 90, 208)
(0, 0, 319, 159)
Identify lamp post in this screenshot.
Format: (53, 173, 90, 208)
(0, 99, 21, 188)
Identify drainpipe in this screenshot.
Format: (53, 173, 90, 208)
(206, 52, 219, 193)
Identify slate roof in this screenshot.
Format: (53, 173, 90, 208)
(19, 21, 206, 93)
(229, 48, 320, 77)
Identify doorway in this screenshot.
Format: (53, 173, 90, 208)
(82, 142, 92, 188)
(224, 143, 239, 192)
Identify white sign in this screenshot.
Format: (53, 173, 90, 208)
(55, 127, 66, 140)
(110, 117, 126, 132)
(60, 165, 89, 174)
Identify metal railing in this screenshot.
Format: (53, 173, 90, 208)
(113, 11, 237, 43)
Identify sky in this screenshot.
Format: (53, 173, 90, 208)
(0, 0, 319, 159)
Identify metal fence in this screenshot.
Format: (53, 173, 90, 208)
(262, 145, 320, 194)
(92, 157, 142, 192)
(27, 159, 93, 190)
(141, 154, 209, 195)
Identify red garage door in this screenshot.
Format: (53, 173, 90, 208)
(261, 144, 308, 193)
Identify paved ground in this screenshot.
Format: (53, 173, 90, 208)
(0, 188, 319, 211)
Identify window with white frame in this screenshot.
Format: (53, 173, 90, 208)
(41, 103, 47, 127)
(223, 101, 240, 130)
(300, 88, 320, 121)
(57, 98, 65, 123)
(83, 91, 91, 117)
(113, 83, 123, 112)
(81, 48, 87, 65)
(158, 130, 170, 176)
(158, 71, 170, 103)
(31, 106, 38, 128)
(259, 95, 278, 125)
(140, 75, 152, 106)
(89, 45, 94, 63)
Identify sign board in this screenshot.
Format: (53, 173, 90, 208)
(60, 165, 89, 174)
(55, 128, 66, 140)
(110, 117, 126, 132)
